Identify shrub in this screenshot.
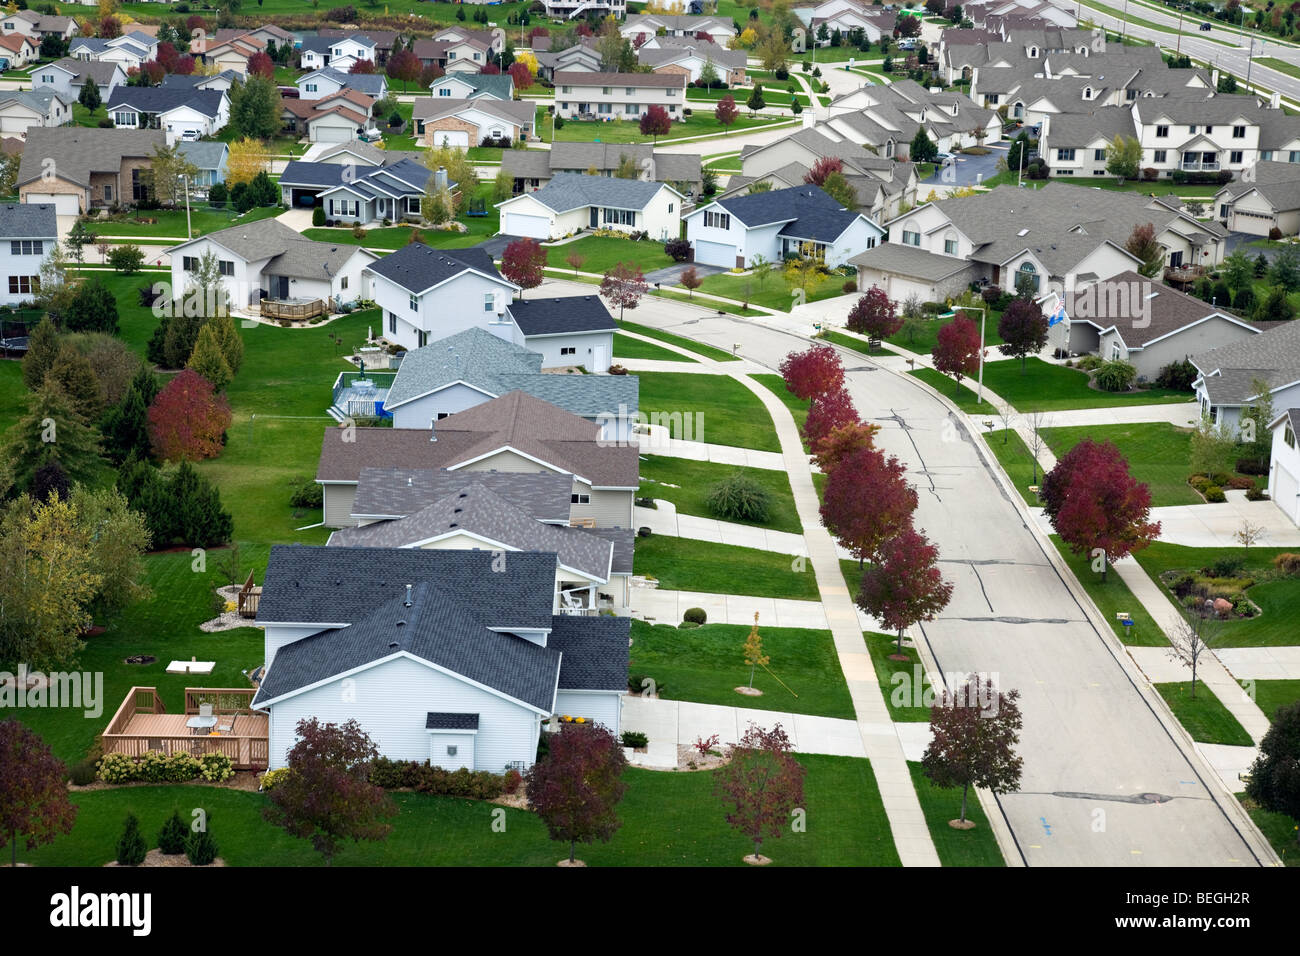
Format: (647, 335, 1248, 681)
(185, 826, 219, 866)
(1155, 358, 1197, 391)
(664, 237, 691, 261)
(1236, 457, 1269, 476)
(503, 768, 523, 794)
(138, 749, 170, 782)
(1246, 486, 1268, 501)
(679, 620, 701, 629)
(97, 752, 137, 784)
(1273, 552, 1300, 575)
(352, 224, 366, 239)
(166, 751, 201, 782)
(1076, 354, 1105, 371)
(108, 245, 145, 275)
(1142, 167, 1157, 181)
(1269, 226, 1283, 241)
(260, 767, 292, 791)
(683, 607, 708, 625)
(1189, 475, 1212, 493)
(1204, 485, 1225, 502)
(705, 471, 771, 522)
(198, 753, 234, 783)
(157, 811, 188, 855)
(628, 673, 657, 695)
(68, 759, 98, 786)
(621, 731, 649, 748)
(1225, 475, 1255, 490)
(1232, 286, 1256, 314)
(842, 279, 858, 294)
(290, 479, 324, 509)
(1094, 360, 1136, 392)
(116, 814, 147, 866)
(312, 206, 326, 227)
(367, 757, 506, 799)
(208, 182, 228, 207)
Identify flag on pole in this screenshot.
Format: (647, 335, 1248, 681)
(1048, 302, 1068, 328)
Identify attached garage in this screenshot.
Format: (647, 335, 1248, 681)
(310, 121, 356, 144)
(23, 192, 81, 215)
(1229, 208, 1276, 237)
(0, 107, 40, 136)
(428, 128, 470, 148)
(503, 211, 551, 239)
(693, 239, 737, 268)
(1274, 461, 1300, 525)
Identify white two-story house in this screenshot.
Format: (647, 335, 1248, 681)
(552, 71, 687, 122)
(0, 202, 57, 306)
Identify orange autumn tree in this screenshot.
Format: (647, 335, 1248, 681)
(147, 368, 231, 462)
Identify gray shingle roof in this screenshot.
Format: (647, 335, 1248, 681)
(364, 242, 508, 295)
(177, 140, 227, 172)
(516, 172, 671, 213)
(706, 184, 864, 242)
(307, 67, 386, 98)
(0, 202, 57, 239)
(17, 127, 166, 189)
(507, 295, 618, 336)
(256, 543, 557, 629)
(351, 467, 574, 521)
(1217, 159, 1300, 214)
(429, 72, 514, 99)
(426, 712, 480, 730)
(548, 614, 630, 691)
(553, 70, 686, 89)
(0, 89, 66, 115)
(107, 86, 223, 119)
(849, 241, 977, 281)
(253, 578, 562, 712)
(48, 58, 122, 88)
(1193, 319, 1300, 405)
(170, 218, 370, 282)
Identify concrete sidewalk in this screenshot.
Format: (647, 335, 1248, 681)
(634, 500, 808, 556)
(630, 586, 828, 629)
(1215, 646, 1300, 680)
(638, 429, 787, 470)
(1030, 495, 1300, 548)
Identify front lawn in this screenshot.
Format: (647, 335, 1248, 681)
(302, 226, 423, 250)
(617, 320, 739, 361)
(540, 111, 794, 144)
(692, 270, 847, 312)
(1238, 792, 1300, 867)
(1133, 544, 1300, 647)
(1050, 536, 1168, 647)
(633, 535, 821, 601)
(1041, 422, 1204, 507)
(907, 367, 997, 415)
(983, 428, 1044, 507)
(638, 455, 802, 535)
(887, 312, 1006, 355)
(637, 371, 780, 451)
(909, 763, 1006, 866)
(4, 756, 900, 866)
(93, 205, 283, 241)
(543, 235, 675, 274)
(1154, 681, 1254, 746)
(751, 372, 811, 438)
(1245, 679, 1300, 723)
(614, 331, 694, 362)
(629, 619, 853, 719)
(981, 357, 1194, 412)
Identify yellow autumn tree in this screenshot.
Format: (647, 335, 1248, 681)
(514, 49, 539, 76)
(742, 613, 769, 691)
(731, 27, 759, 50)
(226, 137, 272, 186)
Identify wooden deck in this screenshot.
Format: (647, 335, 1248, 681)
(101, 686, 269, 770)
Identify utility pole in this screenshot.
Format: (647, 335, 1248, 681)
(184, 174, 192, 239)
(1246, 36, 1256, 93)
(1121, 0, 1130, 42)
(1176, 2, 1185, 57)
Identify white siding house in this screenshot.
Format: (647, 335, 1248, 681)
(0, 203, 57, 307)
(1269, 410, 1300, 527)
(495, 173, 683, 242)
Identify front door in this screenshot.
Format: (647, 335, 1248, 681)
(589, 207, 598, 228)
(274, 276, 290, 299)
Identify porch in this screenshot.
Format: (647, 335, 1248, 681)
(101, 686, 269, 770)
(557, 582, 617, 616)
(1180, 153, 1220, 172)
(330, 369, 394, 421)
(261, 297, 327, 320)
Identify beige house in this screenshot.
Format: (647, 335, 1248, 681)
(1213, 160, 1300, 237)
(552, 71, 688, 122)
(17, 127, 165, 214)
(413, 97, 536, 148)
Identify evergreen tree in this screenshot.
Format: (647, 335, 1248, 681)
(746, 81, 765, 113)
(78, 77, 101, 113)
(910, 126, 939, 164)
(21, 316, 61, 391)
(116, 814, 147, 866)
(204, 315, 244, 375)
(45, 344, 103, 421)
(162, 310, 204, 370)
(187, 325, 233, 391)
(172, 461, 234, 548)
(63, 279, 119, 335)
(101, 386, 152, 465)
(3, 381, 105, 492)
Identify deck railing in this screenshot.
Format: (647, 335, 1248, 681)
(237, 569, 260, 618)
(184, 687, 259, 718)
(101, 686, 270, 770)
(261, 298, 326, 320)
(104, 686, 164, 737)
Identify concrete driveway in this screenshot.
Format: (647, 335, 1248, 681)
(921, 144, 1007, 188)
(644, 262, 725, 285)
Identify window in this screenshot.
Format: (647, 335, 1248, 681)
(987, 94, 998, 104)
(625, 87, 635, 94)
(1126, 89, 1137, 101)
(409, 294, 419, 312)
(218, 260, 234, 277)
(103, 184, 112, 201)
(438, 88, 450, 96)
(666, 88, 677, 96)
(40, 73, 51, 83)
(1286, 424, 1296, 449)
(1155, 124, 1169, 138)
(1290, 150, 1300, 164)
(9, 240, 42, 255)
(406, 197, 420, 214)
(1017, 261, 1039, 292)
(1056, 148, 1075, 161)
(1153, 149, 1167, 163)
(7, 276, 37, 295)
(388, 311, 396, 334)
(560, 346, 576, 356)
(341, 275, 348, 290)
(902, 229, 921, 246)
(703, 210, 730, 229)
(448, 51, 456, 60)
(305, 83, 317, 93)
(625, 103, 638, 114)
(182, 255, 198, 272)
(1205, 125, 1213, 134)
(1094, 149, 1105, 161)
(113, 110, 134, 126)
(1262, 150, 1275, 161)
(1111, 342, 1121, 361)
(418, 330, 428, 348)
(603, 207, 635, 225)
(1189, 125, 1197, 134)
(571, 492, 590, 504)
(944, 238, 957, 254)
(483, 292, 494, 313)
(1083, 87, 1092, 100)
(598, 103, 611, 114)
(1234, 125, 1246, 138)
(561, 86, 570, 94)
(1228, 150, 1243, 164)
(1209, 405, 1218, 424)
(667, 104, 676, 113)
(1220, 203, 1229, 218)
(668, 203, 673, 213)
(601, 86, 611, 94)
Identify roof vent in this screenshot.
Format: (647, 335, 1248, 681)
(453, 507, 462, 513)
(404, 584, 412, 607)
(449, 522, 458, 528)
(389, 640, 400, 646)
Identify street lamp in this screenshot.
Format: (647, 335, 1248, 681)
(940, 305, 987, 404)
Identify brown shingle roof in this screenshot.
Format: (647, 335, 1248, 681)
(553, 70, 687, 88)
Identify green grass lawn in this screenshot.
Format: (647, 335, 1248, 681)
(544, 235, 674, 274)
(908, 367, 997, 415)
(1050, 536, 1168, 647)
(1155, 681, 1254, 746)
(630, 620, 852, 719)
(981, 357, 1194, 412)
(866, 631, 934, 722)
(1133, 544, 1300, 647)
(540, 111, 793, 144)
(634, 535, 819, 601)
(908, 763, 1006, 866)
(614, 331, 694, 362)
(887, 312, 1006, 355)
(983, 428, 1044, 507)
(703, 151, 743, 172)
(617, 320, 739, 361)
(751, 372, 811, 438)
(821, 329, 881, 358)
(1244, 679, 1300, 723)
(1238, 792, 1300, 867)
(637, 371, 779, 451)
(1256, 56, 1300, 80)
(302, 226, 421, 250)
(693, 270, 847, 312)
(5, 754, 899, 866)
(1041, 422, 1203, 507)
(93, 205, 282, 240)
(637, 456, 802, 535)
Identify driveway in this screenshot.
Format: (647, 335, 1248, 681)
(921, 144, 1007, 188)
(473, 235, 517, 258)
(1224, 230, 1283, 261)
(644, 262, 725, 285)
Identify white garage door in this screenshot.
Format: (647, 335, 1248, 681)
(430, 129, 470, 148)
(1274, 464, 1300, 525)
(313, 124, 354, 143)
(694, 239, 736, 268)
(1230, 209, 1275, 237)
(25, 193, 80, 215)
(504, 212, 551, 239)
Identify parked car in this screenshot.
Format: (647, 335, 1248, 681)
(278, 85, 300, 99)
(935, 151, 955, 164)
(1200, 21, 1212, 30)
(180, 129, 200, 142)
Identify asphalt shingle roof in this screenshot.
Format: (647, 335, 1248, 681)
(364, 243, 507, 295)
(0, 202, 57, 239)
(177, 140, 227, 171)
(849, 241, 977, 280)
(548, 614, 630, 692)
(1193, 320, 1300, 404)
(507, 295, 618, 336)
(17, 127, 166, 189)
(350, 467, 574, 521)
(518, 172, 670, 213)
(707, 184, 863, 241)
(425, 712, 480, 730)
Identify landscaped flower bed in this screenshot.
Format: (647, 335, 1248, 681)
(1159, 555, 1262, 621)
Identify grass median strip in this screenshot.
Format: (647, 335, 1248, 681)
(638, 371, 780, 452)
(1244, 679, 1300, 724)
(637, 455, 802, 535)
(1155, 681, 1254, 746)
(1049, 536, 1167, 647)
(633, 535, 820, 601)
(907, 368, 997, 415)
(618, 319, 740, 361)
(866, 631, 933, 722)
(983, 428, 1044, 507)
(614, 332, 695, 363)
(908, 763, 1006, 866)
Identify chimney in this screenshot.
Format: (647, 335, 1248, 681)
(435, 166, 448, 189)
(404, 584, 412, 607)
(430, 419, 437, 441)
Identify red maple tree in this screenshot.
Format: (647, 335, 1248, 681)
(0, 720, 77, 867)
(508, 61, 534, 92)
(147, 368, 231, 463)
(386, 49, 422, 92)
(713, 723, 806, 863)
(997, 296, 1049, 374)
(803, 156, 844, 187)
(600, 262, 649, 320)
(811, 420, 879, 474)
(1040, 439, 1161, 581)
(715, 94, 738, 134)
(501, 238, 547, 297)
(349, 59, 377, 74)
(931, 311, 983, 383)
(247, 51, 274, 79)
(99, 15, 121, 39)
(778, 344, 844, 400)
(856, 527, 954, 656)
(845, 286, 902, 341)
(526, 722, 628, 864)
(820, 445, 918, 566)
(802, 386, 858, 450)
(922, 675, 1023, 826)
(639, 104, 672, 143)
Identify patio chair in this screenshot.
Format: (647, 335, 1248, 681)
(217, 714, 236, 736)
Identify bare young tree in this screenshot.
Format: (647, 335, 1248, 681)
(1024, 409, 1052, 485)
(1234, 518, 1267, 551)
(1167, 601, 1221, 700)
(995, 403, 1016, 444)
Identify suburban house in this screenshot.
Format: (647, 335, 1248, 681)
(326, 476, 636, 613)
(499, 141, 702, 197)
(428, 72, 514, 101)
(1268, 409, 1300, 526)
(1129, 93, 1271, 178)
(212, 24, 295, 51)
(620, 13, 737, 45)
(412, 96, 537, 147)
(685, 183, 883, 269)
(792, 0, 899, 44)
(531, 37, 603, 81)
(731, 127, 918, 221)
(297, 68, 387, 103)
(0, 33, 40, 69)
(69, 30, 158, 70)
(506, 297, 622, 376)
(280, 157, 441, 225)
(495, 173, 683, 241)
(164, 218, 377, 314)
(364, 243, 520, 351)
(541, 0, 627, 23)
(636, 37, 748, 85)
(1212, 160, 1300, 237)
(106, 86, 227, 145)
(414, 27, 500, 74)
(0, 89, 71, 138)
(17, 127, 166, 214)
(162, 70, 241, 96)
(552, 71, 688, 122)
(299, 33, 377, 73)
(1040, 270, 1266, 377)
(1191, 321, 1300, 434)
(319, 28, 400, 65)
(376, 326, 633, 436)
(0, 10, 78, 43)
(177, 140, 229, 195)
(851, 182, 1227, 303)
(315, 389, 641, 529)
(248, 545, 630, 771)
(281, 89, 375, 143)
(31, 58, 126, 101)
(202, 35, 266, 76)
(0, 202, 57, 306)
(824, 80, 1003, 158)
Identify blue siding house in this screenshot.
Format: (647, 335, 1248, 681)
(177, 141, 229, 193)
